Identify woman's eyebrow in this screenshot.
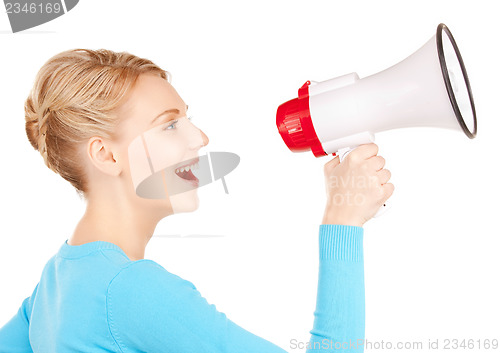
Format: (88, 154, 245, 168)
(150, 105, 188, 125)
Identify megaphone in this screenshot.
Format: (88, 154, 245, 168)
(276, 23, 477, 217)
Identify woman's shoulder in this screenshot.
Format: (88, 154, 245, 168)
(107, 259, 196, 296)
(105, 259, 200, 338)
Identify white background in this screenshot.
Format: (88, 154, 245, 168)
(0, 1, 498, 352)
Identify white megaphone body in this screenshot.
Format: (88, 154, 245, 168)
(276, 23, 477, 217)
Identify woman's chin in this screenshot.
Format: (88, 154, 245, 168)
(168, 188, 200, 214)
(133, 184, 200, 217)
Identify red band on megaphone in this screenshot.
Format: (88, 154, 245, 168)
(276, 81, 326, 157)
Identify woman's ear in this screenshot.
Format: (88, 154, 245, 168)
(87, 137, 121, 177)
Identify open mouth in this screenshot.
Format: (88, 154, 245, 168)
(174, 159, 199, 183)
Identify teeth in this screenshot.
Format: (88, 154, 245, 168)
(175, 161, 198, 174)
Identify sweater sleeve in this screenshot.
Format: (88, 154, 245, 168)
(106, 224, 364, 353)
(0, 284, 38, 353)
(306, 225, 365, 352)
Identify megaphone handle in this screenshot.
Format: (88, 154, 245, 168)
(337, 147, 353, 163)
(337, 147, 390, 218)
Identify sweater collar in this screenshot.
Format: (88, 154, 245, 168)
(58, 239, 129, 259)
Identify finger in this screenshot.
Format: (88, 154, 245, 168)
(368, 155, 385, 171)
(381, 182, 395, 201)
(376, 168, 391, 184)
(349, 143, 378, 162)
(324, 155, 340, 171)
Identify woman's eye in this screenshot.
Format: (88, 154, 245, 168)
(161, 116, 192, 131)
(162, 119, 179, 131)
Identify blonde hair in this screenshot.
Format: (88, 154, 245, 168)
(25, 48, 170, 196)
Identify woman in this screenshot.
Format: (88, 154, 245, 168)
(0, 49, 393, 352)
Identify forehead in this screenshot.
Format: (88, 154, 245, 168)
(118, 74, 185, 125)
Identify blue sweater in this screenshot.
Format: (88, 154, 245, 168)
(0, 224, 364, 352)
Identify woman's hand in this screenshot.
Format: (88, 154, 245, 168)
(322, 143, 394, 227)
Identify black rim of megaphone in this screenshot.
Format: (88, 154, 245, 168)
(436, 23, 477, 139)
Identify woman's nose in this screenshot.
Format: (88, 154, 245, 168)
(200, 129, 209, 147)
(190, 128, 209, 150)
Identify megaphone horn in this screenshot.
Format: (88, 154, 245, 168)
(276, 23, 477, 158)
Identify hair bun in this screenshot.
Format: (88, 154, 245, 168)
(25, 95, 41, 151)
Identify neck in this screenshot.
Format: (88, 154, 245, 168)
(68, 192, 161, 261)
